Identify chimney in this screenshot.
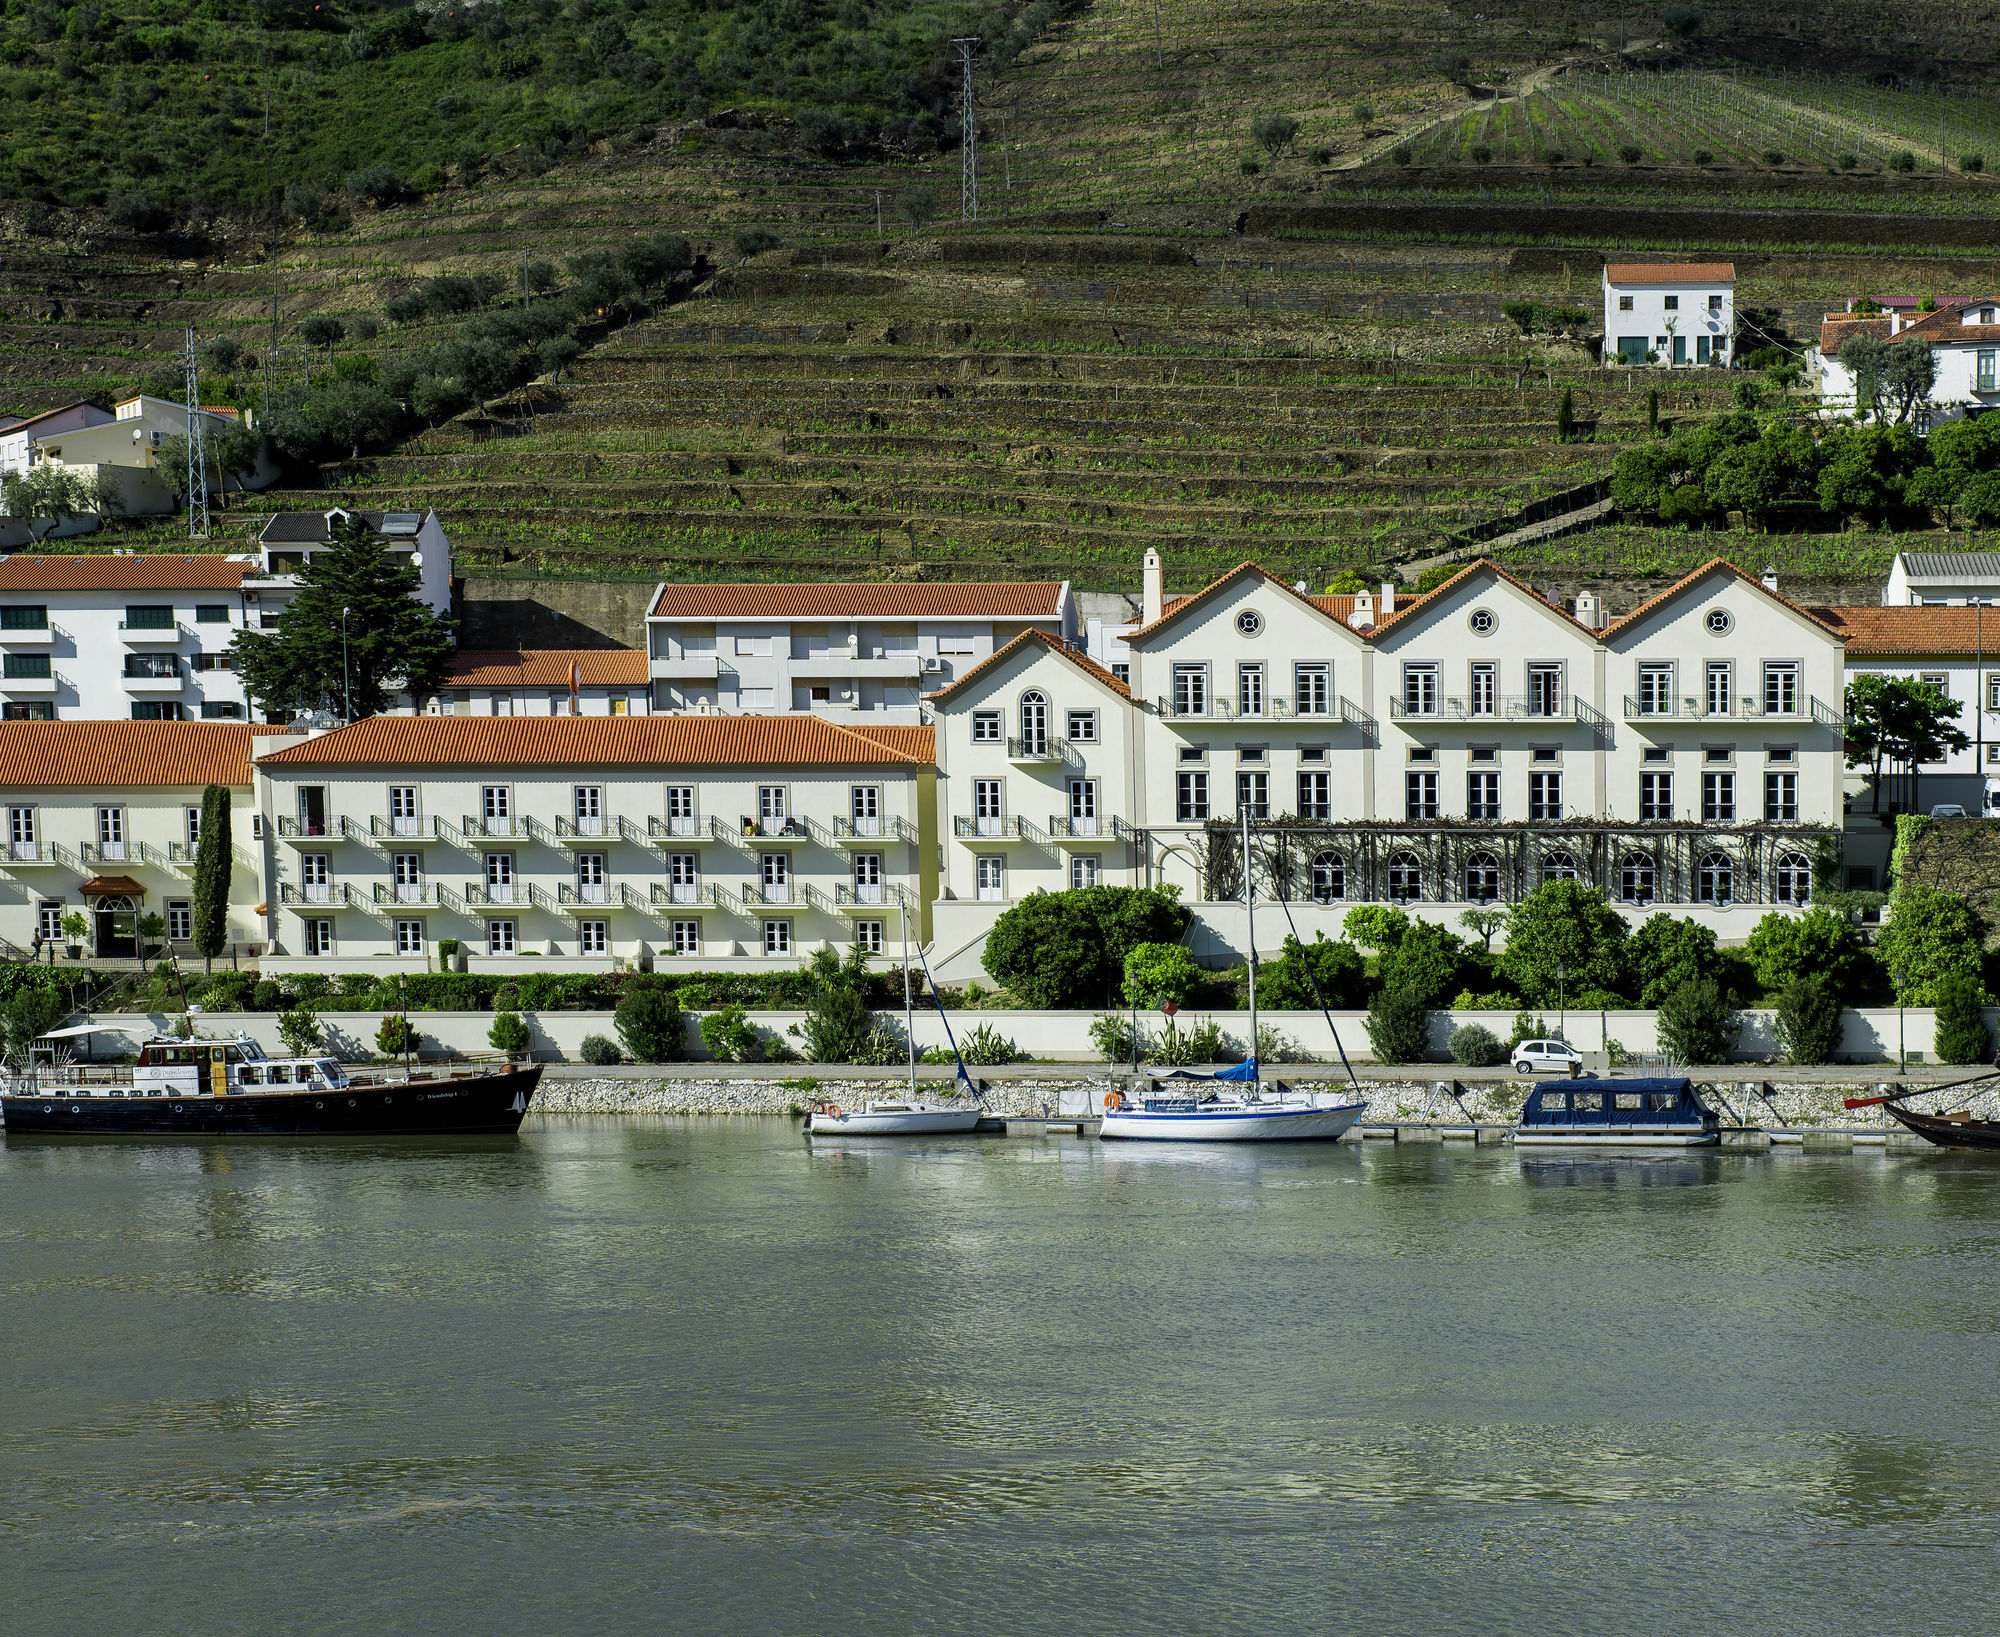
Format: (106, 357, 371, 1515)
(1142, 548, 1163, 626)
(1380, 581, 1396, 617)
(1349, 589, 1374, 629)
(1761, 566, 1779, 593)
(1574, 590, 1602, 629)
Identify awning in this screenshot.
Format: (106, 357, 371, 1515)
(80, 876, 145, 896)
(35, 1022, 149, 1041)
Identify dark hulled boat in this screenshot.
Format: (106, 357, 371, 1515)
(1883, 1102, 2000, 1151)
(2, 1034, 540, 1137)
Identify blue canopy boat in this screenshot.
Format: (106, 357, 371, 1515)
(1512, 1077, 1720, 1147)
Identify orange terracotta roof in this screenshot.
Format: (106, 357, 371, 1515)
(649, 581, 1066, 620)
(1807, 605, 2000, 655)
(924, 629, 1134, 704)
(442, 649, 650, 688)
(0, 554, 249, 591)
(1125, 562, 1382, 644)
(80, 875, 147, 895)
(257, 715, 934, 768)
(1604, 262, 1735, 284)
(1600, 559, 1840, 641)
(1820, 314, 1892, 351)
(0, 722, 255, 786)
(1365, 559, 1597, 638)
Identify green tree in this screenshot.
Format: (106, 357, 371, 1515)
(191, 783, 231, 972)
(1342, 904, 1410, 952)
(488, 1010, 531, 1053)
(1556, 386, 1575, 442)
(1251, 111, 1300, 156)
(538, 335, 582, 383)
(0, 465, 100, 541)
(1656, 978, 1739, 1065)
(1123, 942, 1204, 1008)
(1743, 907, 1865, 997)
(1932, 972, 1992, 1065)
(1365, 986, 1430, 1064)
(1500, 880, 1629, 1004)
(1376, 920, 1465, 1006)
(1257, 932, 1366, 1009)
(2, 984, 65, 1065)
(1701, 420, 1818, 525)
(616, 984, 687, 1062)
(277, 1005, 321, 1057)
(299, 313, 346, 368)
(230, 512, 456, 720)
(1877, 885, 1985, 1005)
(1837, 335, 1935, 424)
(1448, 1022, 1507, 1066)
(1843, 673, 1969, 812)
(792, 945, 880, 1063)
(1906, 412, 2000, 516)
(376, 1014, 417, 1056)
(1628, 914, 1717, 1008)
(1815, 423, 1925, 521)
(1774, 974, 1843, 1065)
(985, 886, 1190, 1008)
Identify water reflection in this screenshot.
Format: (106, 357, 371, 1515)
(1516, 1153, 1726, 1189)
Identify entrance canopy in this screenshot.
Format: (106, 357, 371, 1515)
(80, 876, 145, 896)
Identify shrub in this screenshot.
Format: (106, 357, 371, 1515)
(699, 1006, 762, 1062)
(491, 982, 522, 1012)
(1618, 143, 1643, 165)
(1656, 979, 1739, 1065)
(1557, 386, 1576, 442)
(792, 946, 881, 1063)
(1366, 988, 1430, 1064)
(957, 1022, 1022, 1065)
(1878, 886, 1985, 1005)
(1240, 158, 1261, 176)
(1470, 143, 1492, 164)
(488, 1011, 531, 1054)
(1123, 942, 1204, 1009)
(289, 974, 333, 1004)
(276, 1006, 321, 1057)
(1254, 1025, 1314, 1064)
(108, 191, 171, 232)
(1889, 149, 1917, 173)
(1376, 921, 1466, 1006)
(1090, 1013, 1149, 1064)
(1774, 975, 1843, 1065)
(252, 979, 283, 1011)
(1151, 1018, 1224, 1067)
(1391, 145, 1412, 166)
(1745, 908, 1865, 997)
(1961, 152, 1985, 174)
(1762, 148, 1786, 167)
(1932, 973, 1991, 1065)
(1628, 914, 1717, 1007)
(1448, 1023, 1507, 1067)
(1257, 932, 1366, 1010)
(1691, 148, 1713, 166)
(1251, 111, 1300, 155)
(616, 985, 687, 1062)
(1450, 990, 1521, 1010)
(376, 1015, 417, 1056)
(986, 887, 1191, 1008)
(345, 163, 402, 203)
(730, 225, 782, 259)
(436, 937, 460, 972)
(579, 1033, 622, 1066)
(1541, 147, 1565, 166)
(1307, 145, 1333, 165)
(1837, 152, 1859, 171)
(894, 186, 938, 227)
(1507, 1012, 1550, 1050)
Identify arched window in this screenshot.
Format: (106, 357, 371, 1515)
(1697, 850, 1734, 905)
(1311, 850, 1345, 903)
(1618, 851, 1655, 905)
(1463, 850, 1502, 903)
(1541, 848, 1578, 885)
(1018, 690, 1048, 755)
(1387, 850, 1424, 903)
(1774, 850, 1813, 905)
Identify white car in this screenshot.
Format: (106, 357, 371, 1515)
(1930, 803, 1969, 818)
(1512, 1039, 1582, 1075)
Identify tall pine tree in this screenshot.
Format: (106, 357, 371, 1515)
(191, 783, 231, 973)
(230, 513, 456, 720)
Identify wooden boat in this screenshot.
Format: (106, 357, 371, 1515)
(2, 1032, 539, 1137)
(1880, 1103, 2000, 1150)
(1512, 1077, 1720, 1146)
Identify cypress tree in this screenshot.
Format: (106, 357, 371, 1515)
(191, 783, 231, 973)
(1646, 385, 1660, 436)
(1556, 386, 1575, 443)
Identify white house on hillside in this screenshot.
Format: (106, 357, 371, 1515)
(253, 508, 454, 621)
(1882, 550, 2000, 606)
(1602, 262, 1735, 367)
(33, 396, 274, 517)
(1815, 299, 2000, 424)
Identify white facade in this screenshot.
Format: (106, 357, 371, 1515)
(416, 650, 653, 718)
(1882, 551, 2000, 606)
(927, 559, 1846, 978)
(251, 717, 936, 973)
(1813, 300, 2000, 423)
(35, 396, 273, 517)
(647, 584, 1073, 723)
(252, 508, 454, 622)
(1602, 262, 1735, 368)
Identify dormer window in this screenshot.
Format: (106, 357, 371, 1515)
(1984, 308, 1996, 325)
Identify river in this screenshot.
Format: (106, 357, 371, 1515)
(3, 1119, 1999, 1635)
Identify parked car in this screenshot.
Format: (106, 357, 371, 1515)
(1512, 1038, 1583, 1075)
(1930, 803, 1969, 818)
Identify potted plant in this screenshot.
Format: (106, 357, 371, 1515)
(59, 911, 87, 961)
(136, 911, 167, 963)
(437, 937, 461, 974)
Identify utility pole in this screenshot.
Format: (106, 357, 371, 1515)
(263, 60, 276, 422)
(1152, 0, 1163, 68)
(184, 326, 210, 539)
(954, 37, 979, 221)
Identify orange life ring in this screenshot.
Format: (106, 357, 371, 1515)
(825, 1104, 843, 1120)
(1102, 1090, 1125, 1111)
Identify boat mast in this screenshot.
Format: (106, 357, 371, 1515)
(900, 903, 917, 1100)
(1242, 804, 1257, 1092)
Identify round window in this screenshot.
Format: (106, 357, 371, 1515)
(1705, 608, 1733, 635)
(1468, 608, 1496, 635)
(1235, 609, 1264, 637)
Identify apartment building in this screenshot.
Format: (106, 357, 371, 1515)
(646, 581, 1073, 720)
(925, 557, 1847, 973)
(252, 715, 935, 972)
(0, 721, 267, 959)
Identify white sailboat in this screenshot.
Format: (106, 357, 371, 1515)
(1099, 809, 1365, 1143)
(805, 910, 983, 1137)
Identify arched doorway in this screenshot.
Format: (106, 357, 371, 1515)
(1463, 850, 1502, 903)
(1387, 849, 1424, 903)
(92, 894, 138, 958)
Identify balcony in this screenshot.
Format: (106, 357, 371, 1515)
(557, 880, 636, 912)
(117, 621, 187, 647)
(81, 839, 131, 863)
(954, 815, 1032, 843)
(373, 881, 442, 906)
(277, 814, 342, 843)
(1007, 736, 1068, 765)
(554, 814, 617, 846)
(831, 814, 916, 845)
(648, 654, 721, 681)
(123, 671, 186, 695)
(741, 881, 796, 907)
(0, 624, 57, 647)
(465, 880, 556, 911)
(465, 814, 518, 839)
(791, 652, 926, 680)
(1047, 815, 1132, 845)
(651, 880, 708, 908)
(833, 881, 906, 911)
(279, 881, 353, 909)
(648, 813, 705, 843)
(1390, 695, 1582, 722)
(3, 839, 60, 865)
(0, 673, 60, 697)
(372, 813, 431, 841)
(737, 815, 809, 841)
(1623, 694, 1838, 724)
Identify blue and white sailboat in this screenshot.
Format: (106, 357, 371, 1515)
(1099, 810, 1366, 1143)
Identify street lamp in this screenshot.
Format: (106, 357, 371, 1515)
(1556, 960, 1567, 1046)
(1893, 965, 1907, 1072)
(340, 604, 353, 725)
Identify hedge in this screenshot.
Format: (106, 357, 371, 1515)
(168, 968, 922, 1013)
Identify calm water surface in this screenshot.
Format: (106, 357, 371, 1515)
(4, 1119, 2000, 1635)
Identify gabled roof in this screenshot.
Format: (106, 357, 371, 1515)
(1894, 552, 2000, 582)
(1365, 558, 1596, 640)
(0, 401, 110, 438)
(1604, 262, 1735, 285)
(923, 629, 1133, 705)
(1123, 561, 1377, 645)
(1808, 606, 2000, 656)
(1599, 559, 1840, 642)
(0, 553, 250, 591)
(256, 715, 934, 768)
(648, 581, 1067, 621)
(441, 649, 651, 688)
(257, 509, 429, 544)
(0, 722, 256, 786)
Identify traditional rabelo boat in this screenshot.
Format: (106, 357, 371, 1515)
(2, 1027, 540, 1137)
(1847, 1080, 2000, 1150)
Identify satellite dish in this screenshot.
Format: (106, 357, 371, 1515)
(409, 552, 423, 567)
